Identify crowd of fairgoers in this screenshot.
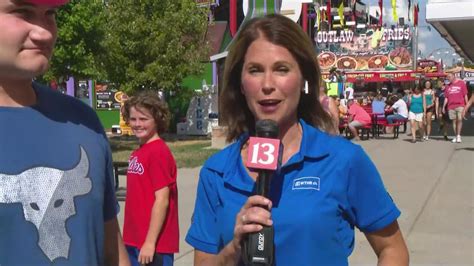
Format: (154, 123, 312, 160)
(319, 75, 472, 142)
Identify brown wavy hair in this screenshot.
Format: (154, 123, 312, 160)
(220, 14, 334, 142)
(122, 91, 170, 134)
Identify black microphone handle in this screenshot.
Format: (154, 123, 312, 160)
(241, 119, 278, 265)
(256, 170, 272, 197)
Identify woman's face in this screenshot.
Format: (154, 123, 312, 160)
(0, 1, 58, 80)
(425, 81, 431, 89)
(240, 37, 303, 128)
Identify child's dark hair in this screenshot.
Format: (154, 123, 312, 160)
(122, 91, 170, 134)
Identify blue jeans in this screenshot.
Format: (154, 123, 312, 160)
(126, 245, 174, 266)
(387, 114, 406, 124)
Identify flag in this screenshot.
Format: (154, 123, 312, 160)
(378, 0, 383, 26)
(352, 0, 357, 23)
(392, 0, 398, 22)
(338, 1, 345, 26)
(367, 4, 371, 25)
(408, 0, 411, 21)
(327, 0, 332, 29)
(316, 8, 321, 28)
(414, 3, 419, 26)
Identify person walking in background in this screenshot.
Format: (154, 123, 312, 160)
(408, 86, 426, 143)
(186, 14, 408, 265)
(462, 93, 474, 118)
(422, 80, 436, 140)
(0, 1, 130, 265)
(435, 79, 449, 140)
(325, 67, 340, 97)
(443, 73, 468, 143)
(319, 82, 340, 134)
(121, 92, 179, 266)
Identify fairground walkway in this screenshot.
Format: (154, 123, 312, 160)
(117, 118, 473, 265)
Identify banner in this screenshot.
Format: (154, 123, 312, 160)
(316, 25, 414, 72)
(416, 59, 442, 73)
(322, 71, 421, 83)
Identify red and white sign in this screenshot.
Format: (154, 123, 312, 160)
(246, 137, 280, 170)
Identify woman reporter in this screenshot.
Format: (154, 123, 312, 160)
(186, 14, 408, 266)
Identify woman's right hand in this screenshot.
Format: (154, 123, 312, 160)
(231, 195, 273, 252)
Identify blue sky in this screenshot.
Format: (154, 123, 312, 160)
(365, 0, 459, 65)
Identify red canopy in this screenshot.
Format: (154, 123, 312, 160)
(322, 70, 446, 83)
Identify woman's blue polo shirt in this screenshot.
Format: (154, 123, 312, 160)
(186, 119, 400, 265)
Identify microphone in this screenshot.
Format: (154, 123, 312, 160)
(242, 119, 280, 266)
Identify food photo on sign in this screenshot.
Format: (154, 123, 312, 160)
(388, 47, 412, 68)
(367, 55, 389, 69)
(336, 56, 358, 70)
(318, 51, 337, 71)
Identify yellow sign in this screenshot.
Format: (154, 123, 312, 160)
(118, 92, 133, 136)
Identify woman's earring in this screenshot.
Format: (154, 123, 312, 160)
(303, 81, 309, 94)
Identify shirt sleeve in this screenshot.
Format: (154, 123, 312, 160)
(185, 167, 220, 254)
(149, 144, 176, 191)
(103, 143, 120, 221)
(346, 146, 400, 232)
(348, 106, 355, 116)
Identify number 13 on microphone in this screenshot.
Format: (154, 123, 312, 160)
(246, 137, 280, 170)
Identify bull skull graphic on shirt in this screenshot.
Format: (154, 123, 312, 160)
(0, 147, 92, 262)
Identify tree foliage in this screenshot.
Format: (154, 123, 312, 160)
(44, 0, 107, 82)
(103, 0, 210, 94)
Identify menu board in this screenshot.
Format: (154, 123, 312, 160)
(95, 83, 122, 110)
(316, 26, 414, 72)
(416, 59, 441, 73)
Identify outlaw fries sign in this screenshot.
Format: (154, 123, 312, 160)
(316, 26, 414, 72)
(315, 27, 411, 44)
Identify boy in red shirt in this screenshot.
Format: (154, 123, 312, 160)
(122, 92, 179, 266)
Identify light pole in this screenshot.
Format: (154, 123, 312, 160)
(416, 25, 431, 59)
(458, 57, 465, 79)
(426, 47, 459, 69)
(414, 24, 431, 69)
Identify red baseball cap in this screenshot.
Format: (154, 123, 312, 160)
(24, 0, 69, 6)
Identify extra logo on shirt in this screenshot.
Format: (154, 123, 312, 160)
(292, 177, 320, 191)
(128, 156, 144, 175)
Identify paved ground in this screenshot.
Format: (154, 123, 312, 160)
(117, 118, 473, 265)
